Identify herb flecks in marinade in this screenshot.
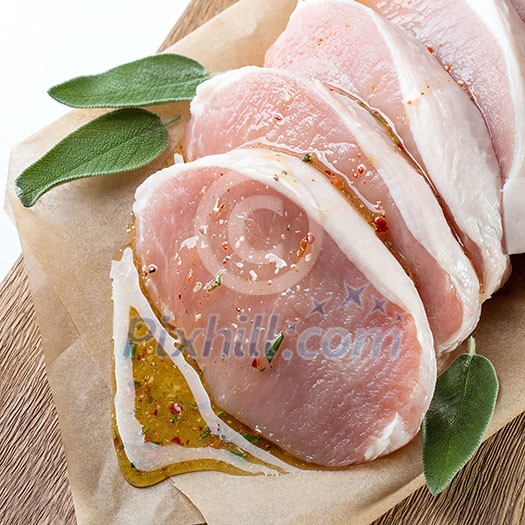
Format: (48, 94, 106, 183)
(266, 332, 284, 364)
(207, 270, 225, 292)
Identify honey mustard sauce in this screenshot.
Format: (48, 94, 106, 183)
(111, 248, 325, 487)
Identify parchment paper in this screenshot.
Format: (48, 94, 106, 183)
(5, 0, 525, 523)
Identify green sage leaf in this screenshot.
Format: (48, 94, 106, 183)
(15, 108, 169, 207)
(48, 54, 210, 108)
(423, 340, 498, 496)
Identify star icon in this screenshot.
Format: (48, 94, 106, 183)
(308, 297, 330, 317)
(286, 319, 299, 333)
(370, 298, 386, 314)
(342, 284, 366, 308)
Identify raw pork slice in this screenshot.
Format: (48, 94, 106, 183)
(359, 0, 525, 254)
(133, 149, 436, 466)
(185, 67, 481, 354)
(265, 0, 509, 291)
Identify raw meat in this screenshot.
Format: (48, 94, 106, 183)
(133, 148, 436, 466)
(265, 0, 509, 291)
(511, 0, 525, 20)
(185, 67, 481, 353)
(359, 0, 525, 254)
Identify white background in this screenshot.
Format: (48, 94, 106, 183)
(0, 0, 191, 280)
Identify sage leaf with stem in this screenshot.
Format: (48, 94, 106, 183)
(423, 338, 499, 496)
(15, 108, 169, 207)
(48, 54, 210, 108)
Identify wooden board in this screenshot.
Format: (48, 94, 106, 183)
(0, 1, 524, 523)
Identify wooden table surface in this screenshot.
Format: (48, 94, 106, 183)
(1, 1, 524, 523)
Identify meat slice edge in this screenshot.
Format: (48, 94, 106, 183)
(265, 0, 509, 290)
(359, 0, 525, 254)
(510, 0, 525, 20)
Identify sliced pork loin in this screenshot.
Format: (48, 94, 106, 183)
(265, 0, 509, 293)
(133, 149, 436, 466)
(359, 0, 525, 255)
(185, 67, 481, 354)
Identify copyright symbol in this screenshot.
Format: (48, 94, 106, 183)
(194, 170, 324, 296)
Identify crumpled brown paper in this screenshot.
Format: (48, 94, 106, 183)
(5, 0, 525, 523)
